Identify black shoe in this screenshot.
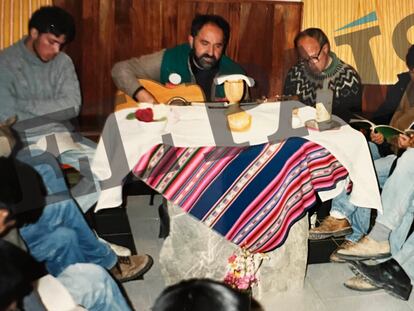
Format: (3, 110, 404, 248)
(348, 259, 412, 300)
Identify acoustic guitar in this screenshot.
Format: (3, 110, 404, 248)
(114, 79, 206, 111)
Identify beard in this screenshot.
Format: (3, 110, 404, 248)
(192, 50, 219, 70)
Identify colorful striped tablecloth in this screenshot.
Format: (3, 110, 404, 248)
(133, 137, 348, 253)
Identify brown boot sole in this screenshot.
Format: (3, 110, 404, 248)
(309, 227, 353, 240)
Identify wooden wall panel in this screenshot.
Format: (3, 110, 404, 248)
(55, 0, 302, 121)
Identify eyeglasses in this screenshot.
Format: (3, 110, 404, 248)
(299, 45, 324, 64)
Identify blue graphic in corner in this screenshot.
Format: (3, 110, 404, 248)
(335, 11, 378, 32)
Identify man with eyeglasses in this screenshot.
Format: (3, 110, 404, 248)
(283, 28, 362, 122)
(310, 45, 414, 298)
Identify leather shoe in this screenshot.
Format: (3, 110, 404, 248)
(336, 236, 390, 261)
(309, 216, 352, 240)
(348, 259, 412, 300)
(343, 275, 379, 291)
(110, 254, 153, 283)
(330, 240, 356, 263)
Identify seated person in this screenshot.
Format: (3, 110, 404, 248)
(111, 14, 245, 103)
(0, 118, 152, 284)
(0, 6, 98, 214)
(152, 278, 263, 311)
(0, 171, 132, 310)
(283, 28, 362, 122)
(0, 5, 134, 257)
(309, 45, 414, 264)
(0, 239, 132, 310)
(336, 138, 414, 300)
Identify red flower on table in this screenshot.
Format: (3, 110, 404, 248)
(135, 108, 154, 122)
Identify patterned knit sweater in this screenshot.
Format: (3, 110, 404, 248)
(283, 52, 362, 122)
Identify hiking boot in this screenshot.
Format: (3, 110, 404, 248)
(110, 254, 153, 282)
(336, 236, 391, 261)
(330, 240, 356, 263)
(309, 216, 352, 240)
(344, 275, 379, 292)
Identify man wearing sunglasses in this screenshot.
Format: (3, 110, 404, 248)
(283, 28, 362, 122)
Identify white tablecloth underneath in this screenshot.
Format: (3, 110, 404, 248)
(91, 101, 382, 212)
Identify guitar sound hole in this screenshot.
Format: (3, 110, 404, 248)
(168, 97, 190, 106)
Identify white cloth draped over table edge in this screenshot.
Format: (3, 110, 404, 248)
(91, 102, 382, 213)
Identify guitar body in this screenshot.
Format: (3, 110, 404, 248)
(114, 79, 206, 111)
(139, 79, 205, 104)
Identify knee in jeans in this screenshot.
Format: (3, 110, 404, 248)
(65, 263, 108, 282)
(46, 200, 82, 222)
(59, 263, 111, 307)
(51, 227, 78, 249)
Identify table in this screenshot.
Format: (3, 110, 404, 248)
(91, 101, 382, 253)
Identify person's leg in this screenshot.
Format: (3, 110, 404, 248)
(337, 149, 414, 260)
(373, 154, 397, 188)
(58, 136, 100, 213)
(58, 263, 132, 311)
(309, 151, 394, 242)
(368, 141, 381, 160)
(330, 189, 370, 243)
(376, 148, 414, 231)
(19, 199, 117, 276)
(338, 154, 395, 243)
(17, 147, 152, 283)
(17, 149, 117, 275)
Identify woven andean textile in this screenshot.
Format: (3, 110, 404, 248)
(133, 137, 348, 253)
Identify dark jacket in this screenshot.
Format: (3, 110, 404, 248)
(371, 72, 411, 157)
(372, 72, 411, 125)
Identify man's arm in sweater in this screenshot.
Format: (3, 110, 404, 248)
(111, 49, 165, 102)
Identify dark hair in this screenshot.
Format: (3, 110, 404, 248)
(0, 157, 46, 228)
(294, 28, 330, 51)
(0, 240, 46, 310)
(191, 14, 230, 48)
(28, 6, 75, 44)
(406, 45, 414, 70)
(152, 279, 251, 311)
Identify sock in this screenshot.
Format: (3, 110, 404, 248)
(368, 222, 391, 242)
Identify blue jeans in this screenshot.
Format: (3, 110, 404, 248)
(58, 136, 100, 212)
(17, 149, 117, 276)
(58, 264, 132, 311)
(379, 148, 414, 255)
(25, 134, 100, 213)
(330, 142, 396, 242)
(368, 148, 414, 283)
